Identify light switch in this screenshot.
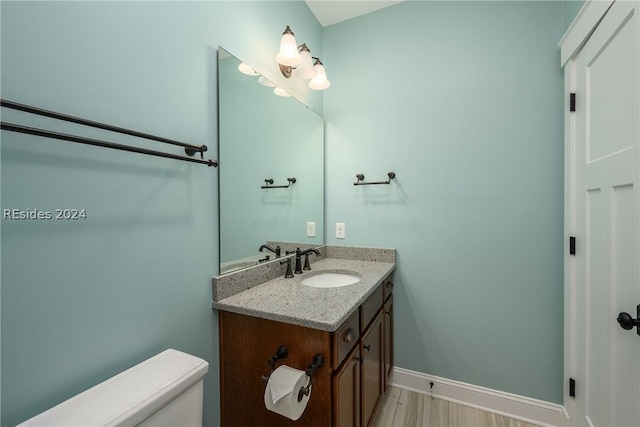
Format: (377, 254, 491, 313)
(336, 222, 346, 239)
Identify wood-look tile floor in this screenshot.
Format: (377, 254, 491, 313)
(372, 387, 542, 427)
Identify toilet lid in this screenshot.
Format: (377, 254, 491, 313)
(17, 349, 209, 426)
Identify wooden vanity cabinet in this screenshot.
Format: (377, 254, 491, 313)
(336, 277, 393, 427)
(361, 312, 384, 427)
(219, 311, 333, 427)
(218, 275, 393, 427)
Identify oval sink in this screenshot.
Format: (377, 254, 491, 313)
(301, 271, 362, 288)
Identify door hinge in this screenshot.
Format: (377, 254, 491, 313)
(569, 378, 576, 398)
(570, 93, 576, 112)
(570, 236, 576, 255)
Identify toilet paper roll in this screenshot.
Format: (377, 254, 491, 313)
(264, 365, 310, 421)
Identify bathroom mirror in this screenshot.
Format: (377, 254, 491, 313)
(218, 47, 324, 274)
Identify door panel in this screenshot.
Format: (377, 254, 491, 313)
(610, 185, 637, 427)
(587, 8, 636, 161)
(572, 1, 640, 426)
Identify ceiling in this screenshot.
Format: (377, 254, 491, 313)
(304, 0, 405, 27)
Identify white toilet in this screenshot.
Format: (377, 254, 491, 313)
(18, 349, 209, 427)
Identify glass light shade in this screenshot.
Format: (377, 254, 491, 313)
(293, 49, 316, 79)
(237, 63, 258, 76)
(308, 62, 330, 90)
(258, 76, 276, 87)
(273, 87, 291, 97)
(275, 28, 302, 67)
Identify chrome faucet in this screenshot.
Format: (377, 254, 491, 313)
(259, 244, 281, 258)
(294, 248, 320, 274)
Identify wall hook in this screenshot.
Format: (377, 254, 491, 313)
(354, 172, 396, 186)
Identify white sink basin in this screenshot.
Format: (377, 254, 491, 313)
(301, 271, 362, 288)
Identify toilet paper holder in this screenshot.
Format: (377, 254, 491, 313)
(261, 345, 289, 383)
(297, 353, 324, 402)
(260, 345, 325, 402)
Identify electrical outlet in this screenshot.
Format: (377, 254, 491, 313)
(306, 222, 316, 238)
(336, 222, 346, 239)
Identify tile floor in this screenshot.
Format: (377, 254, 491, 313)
(372, 387, 542, 427)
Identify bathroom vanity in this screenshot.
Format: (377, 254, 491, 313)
(212, 247, 395, 427)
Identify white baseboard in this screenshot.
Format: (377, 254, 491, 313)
(560, 406, 572, 427)
(390, 367, 566, 427)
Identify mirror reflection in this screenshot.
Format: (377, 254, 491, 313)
(218, 47, 325, 274)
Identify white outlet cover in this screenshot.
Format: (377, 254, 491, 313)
(336, 222, 346, 239)
(307, 222, 316, 237)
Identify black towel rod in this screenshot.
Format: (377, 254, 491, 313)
(1, 122, 217, 167)
(261, 177, 296, 189)
(354, 172, 395, 185)
(0, 99, 218, 167)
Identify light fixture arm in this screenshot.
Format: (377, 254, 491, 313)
(279, 63, 293, 78)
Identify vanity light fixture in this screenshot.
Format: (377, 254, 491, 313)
(273, 87, 291, 97)
(293, 44, 316, 79)
(258, 76, 276, 87)
(308, 58, 330, 90)
(276, 26, 330, 90)
(238, 61, 289, 97)
(276, 26, 302, 68)
(237, 62, 259, 76)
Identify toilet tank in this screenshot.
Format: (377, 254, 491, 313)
(18, 349, 209, 427)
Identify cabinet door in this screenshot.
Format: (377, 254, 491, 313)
(361, 312, 384, 427)
(334, 346, 361, 427)
(383, 295, 393, 391)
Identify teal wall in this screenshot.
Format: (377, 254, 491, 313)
(0, 2, 321, 426)
(563, 0, 585, 32)
(323, 1, 566, 403)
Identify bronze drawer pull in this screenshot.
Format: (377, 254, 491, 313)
(344, 328, 357, 343)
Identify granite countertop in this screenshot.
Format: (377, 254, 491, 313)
(211, 257, 395, 332)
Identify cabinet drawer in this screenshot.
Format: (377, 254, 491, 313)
(334, 310, 360, 367)
(382, 278, 394, 302)
(360, 285, 383, 332)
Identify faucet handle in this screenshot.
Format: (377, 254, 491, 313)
(280, 258, 294, 278)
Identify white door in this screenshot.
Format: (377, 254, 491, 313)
(572, 1, 640, 426)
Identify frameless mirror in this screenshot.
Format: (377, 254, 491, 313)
(218, 47, 324, 274)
